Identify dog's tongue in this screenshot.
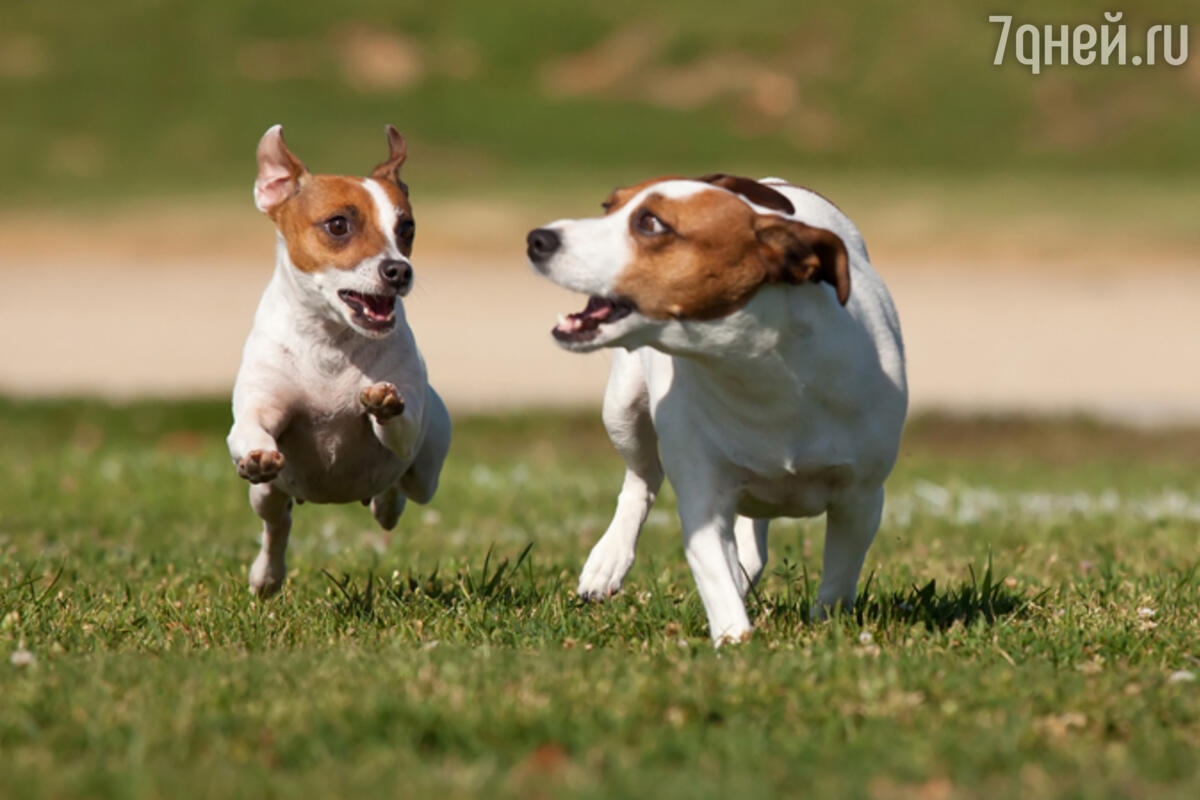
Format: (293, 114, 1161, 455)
(582, 295, 612, 319)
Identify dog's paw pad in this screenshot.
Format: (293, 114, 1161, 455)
(237, 449, 285, 483)
(360, 382, 405, 420)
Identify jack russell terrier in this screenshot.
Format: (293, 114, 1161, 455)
(228, 125, 451, 597)
(527, 174, 907, 644)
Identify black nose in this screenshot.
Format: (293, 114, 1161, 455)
(379, 259, 412, 289)
(526, 228, 561, 264)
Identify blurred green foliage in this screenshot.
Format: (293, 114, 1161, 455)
(1, 0, 1197, 205)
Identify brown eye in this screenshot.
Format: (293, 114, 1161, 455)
(324, 215, 351, 237)
(397, 219, 415, 241)
(634, 208, 668, 236)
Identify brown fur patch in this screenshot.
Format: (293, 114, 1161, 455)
(611, 187, 849, 319)
(612, 189, 769, 320)
(756, 218, 850, 304)
(270, 176, 411, 271)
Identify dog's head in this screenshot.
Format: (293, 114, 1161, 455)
(254, 124, 415, 338)
(526, 174, 850, 352)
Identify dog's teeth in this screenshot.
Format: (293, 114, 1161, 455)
(557, 314, 567, 327)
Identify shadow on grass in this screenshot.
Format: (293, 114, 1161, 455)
(322, 544, 1039, 635)
(322, 543, 540, 620)
(757, 555, 1042, 632)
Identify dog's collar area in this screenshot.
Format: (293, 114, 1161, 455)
(552, 295, 635, 343)
(338, 289, 397, 332)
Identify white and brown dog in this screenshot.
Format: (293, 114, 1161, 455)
(227, 125, 451, 597)
(527, 174, 907, 644)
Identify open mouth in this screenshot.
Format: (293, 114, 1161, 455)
(338, 289, 397, 332)
(552, 295, 635, 343)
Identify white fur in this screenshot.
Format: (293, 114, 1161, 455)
(228, 176, 450, 598)
(536, 212, 635, 297)
(362, 179, 400, 244)
(533, 179, 907, 645)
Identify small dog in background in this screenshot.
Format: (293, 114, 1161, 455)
(528, 174, 907, 644)
(227, 124, 451, 597)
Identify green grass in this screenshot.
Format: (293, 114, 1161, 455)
(2, 399, 1199, 799)
(3, 0, 1199, 207)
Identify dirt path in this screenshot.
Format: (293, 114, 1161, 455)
(1, 207, 1197, 422)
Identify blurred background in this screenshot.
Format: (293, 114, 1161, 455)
(1, 0, 1197, 420)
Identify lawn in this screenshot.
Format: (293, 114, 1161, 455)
(1, 399, 1198, 798)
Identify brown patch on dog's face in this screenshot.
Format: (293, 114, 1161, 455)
(612, 189, 765, 320)
(268, 176, 415, 268)
(611, 187, 850, 320)
(269, 176, 395, 273)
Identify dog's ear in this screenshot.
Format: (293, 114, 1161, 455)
(370, 125, 408, 190)
(754, 218, 850, 305)
(254, 125, 309, 214)
(697, 173, 795, 216)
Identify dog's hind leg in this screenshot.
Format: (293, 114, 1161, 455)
(370, 485, 406, 530)
(399, 386, 451, 505)
(578, 350, 664, 601)
(248, 482, 292, 598)
(733, 516, 769, 595)
(813, 485, 884, 618)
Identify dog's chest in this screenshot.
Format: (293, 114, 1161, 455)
(709, 422, 858, 518)
(643, 349, 876, 518)
(735, 464, 855, 518)
(275, 392, 404, 504)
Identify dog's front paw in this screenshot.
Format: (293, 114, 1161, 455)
(360, 382, 405, 421)
(714, 629, 754, 648)
(577, 536, 636, 601)
(249, 550, 286, 598)
(237, 449, 285, 483)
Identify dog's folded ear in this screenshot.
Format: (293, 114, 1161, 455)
(755, 218, 851, 305)
(697, 173, 795, 216)
(254, 125, 309, 214)
(370, 125, 408, 190)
